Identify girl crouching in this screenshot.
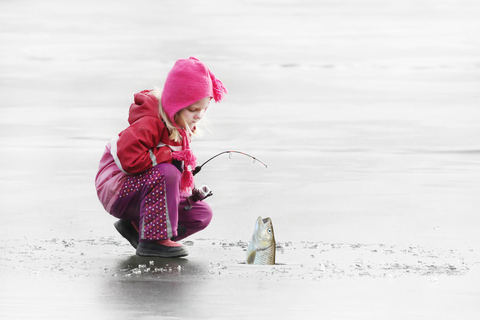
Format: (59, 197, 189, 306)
(95, 57, 227, 257)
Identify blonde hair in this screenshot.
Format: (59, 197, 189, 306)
(150, 88, 200, 142)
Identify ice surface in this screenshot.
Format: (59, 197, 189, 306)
(1, 0, 480, 319)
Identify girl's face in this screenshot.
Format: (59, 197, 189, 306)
(176, 97, 211, 130)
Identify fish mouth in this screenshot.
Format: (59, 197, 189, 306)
(262, 217, 270, 224)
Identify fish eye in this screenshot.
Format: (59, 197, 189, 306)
(267, 229, 272, 234)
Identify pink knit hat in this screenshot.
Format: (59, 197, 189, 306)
(161, 57, 228, 193)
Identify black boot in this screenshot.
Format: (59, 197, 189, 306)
(114, 220, 139, 249)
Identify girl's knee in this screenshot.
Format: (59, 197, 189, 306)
(196, 201, 213, 227)
(154, 163, 181, 185)
(173, 201, 213, 241)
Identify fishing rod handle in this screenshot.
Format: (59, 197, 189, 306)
(192, 166, 202, 176)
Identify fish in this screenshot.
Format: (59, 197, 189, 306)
(246, 216, 276, 265)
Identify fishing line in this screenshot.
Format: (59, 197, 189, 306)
(192, 150, 267, 176)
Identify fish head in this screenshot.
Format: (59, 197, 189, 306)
(253, 216, 275, 249)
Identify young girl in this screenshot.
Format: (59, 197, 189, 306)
(95, 57, 228, 258)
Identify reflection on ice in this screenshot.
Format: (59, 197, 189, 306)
(115, 255, 190, 278)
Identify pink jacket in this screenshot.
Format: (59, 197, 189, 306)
(95, 90, 182, 212)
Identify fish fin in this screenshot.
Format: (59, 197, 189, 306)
(246, 251, 256, 264)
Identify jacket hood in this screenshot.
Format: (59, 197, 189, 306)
(128, 90, 160, 124)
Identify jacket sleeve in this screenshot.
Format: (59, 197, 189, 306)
(113, 116, 173, 174)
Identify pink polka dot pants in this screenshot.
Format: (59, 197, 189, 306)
(110, 163, 213, 243)
(115, 164, 181, 241)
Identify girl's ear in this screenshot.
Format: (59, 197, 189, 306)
(173, 112, 181, 125)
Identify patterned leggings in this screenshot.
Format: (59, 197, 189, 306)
(110, 163, 212, 242)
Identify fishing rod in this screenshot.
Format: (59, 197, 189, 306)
(185, 151, 267, 210)
(192, 150, 268, 176)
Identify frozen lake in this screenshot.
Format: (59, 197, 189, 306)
(1, 0, 479, 319)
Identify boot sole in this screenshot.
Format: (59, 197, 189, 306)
(136, 243, 189, 258)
